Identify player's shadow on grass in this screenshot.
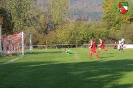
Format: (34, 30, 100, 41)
(1, 59, 133, 88)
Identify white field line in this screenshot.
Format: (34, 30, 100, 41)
(77, 67, 133, 70)
(74, 52, 78, 59)
(0, 56, 23, 67)
(98, 67, 133, 70)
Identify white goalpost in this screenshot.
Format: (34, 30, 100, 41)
(1, 31, 32, 56)
(21, 31, 32, 55)
(22, 31, 32, 55)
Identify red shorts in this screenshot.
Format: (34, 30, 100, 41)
(100, 46, 105, 49)
(90, 48, 96, 53)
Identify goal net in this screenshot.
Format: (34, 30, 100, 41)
(1, 31, 32, 56)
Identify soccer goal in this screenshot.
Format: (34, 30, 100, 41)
(1, 31, 32, 56)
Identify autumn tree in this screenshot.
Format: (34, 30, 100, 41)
(0, 6, 14, 34)
(1, 0, 46, 33)
(49, 0, 69, 27)
(102, 0, 133, 30)
(102, 0, 133, 42)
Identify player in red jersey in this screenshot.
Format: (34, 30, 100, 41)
(89, 40, 99, 58)
(98, 38, 108, 54)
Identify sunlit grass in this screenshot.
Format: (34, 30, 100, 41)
(0, 48, 133, 88)
(0, 55, 18, 64)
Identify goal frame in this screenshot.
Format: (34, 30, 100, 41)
(0, 27, 32, 56)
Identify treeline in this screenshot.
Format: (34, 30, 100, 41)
(45, 21, 133, 44)
(0, 0, 133, 45)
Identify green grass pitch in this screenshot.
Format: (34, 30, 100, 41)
(0, 48, 133, 88)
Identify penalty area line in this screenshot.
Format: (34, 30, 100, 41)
(95, 67, 133, 70)
(0, 56, 23, 67)
(74, 52, 79, 59)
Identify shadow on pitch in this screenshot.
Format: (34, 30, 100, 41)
(1, 59, 133, 88)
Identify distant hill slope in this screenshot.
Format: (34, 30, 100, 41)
(36, 0, 104, 21)
(69, 0, 104, 21)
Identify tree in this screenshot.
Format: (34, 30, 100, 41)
(49, 0, 69, 26)
(120, 24, 133, 43)
(1, 0, 45, 33)
(102, 0, 133, 30)
(0, 6, 14, 34)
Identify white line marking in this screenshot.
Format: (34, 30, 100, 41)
(0, 56, 23, 67)
(74, 52, 78, 59)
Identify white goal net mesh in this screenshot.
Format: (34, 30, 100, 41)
(1, 32, 32, 56)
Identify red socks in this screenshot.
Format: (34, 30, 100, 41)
(90, 53, 99, 58)
(90, 53, 92, 58)
(98, 50, 100, 54)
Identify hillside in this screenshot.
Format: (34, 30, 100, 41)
(69, 0, 104, 21)
(36, 0, 104, 21)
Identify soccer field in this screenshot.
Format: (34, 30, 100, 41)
(0, 48, 133, 88)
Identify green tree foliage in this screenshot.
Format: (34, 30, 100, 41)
(1, 0, 46, 33)
(0, 0, 69, 44)
(37, 14, 49, 34)
(1, 0, 133, 45)
(25, 27, 46, 45)
(56, 21, 74, 44)
(49, 0, 68, 26)
(128, 12, 133, 23)
(102, 0, 133, 43)
(102, 0, 132, 30)
(56, 20, 85, 44)
(120, 24, 133, 43)
(55, 20, 109, 44)
(0, 7, 14, 34)
(86, 22, 109, 43)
